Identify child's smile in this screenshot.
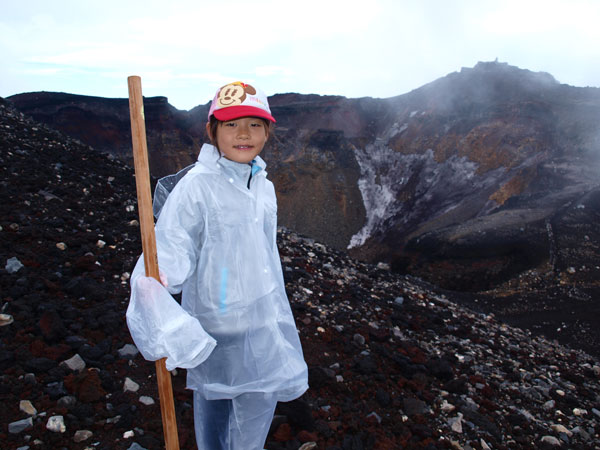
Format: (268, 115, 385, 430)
(211, 117, 269, 164)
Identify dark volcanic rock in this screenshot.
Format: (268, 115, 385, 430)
(39, 310, 68, 341)
(6, 91, 205, 178)
(8, 62, 600, 299)
(1, 92, 600, 449)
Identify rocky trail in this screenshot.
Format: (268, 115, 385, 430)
(1, 98, 599, 449)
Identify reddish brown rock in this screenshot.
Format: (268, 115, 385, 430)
(273, 423, 293, 442)
(64, 369, 106, 403)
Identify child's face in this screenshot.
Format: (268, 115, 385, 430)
(207, 117, 269, 164)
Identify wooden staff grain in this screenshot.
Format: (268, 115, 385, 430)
(127, 75, 180, 450)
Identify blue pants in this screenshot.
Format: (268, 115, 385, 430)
(193, 391, 277, 450)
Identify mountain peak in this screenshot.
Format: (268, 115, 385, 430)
(469, 59, 559, 85)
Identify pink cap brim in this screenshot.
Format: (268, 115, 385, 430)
(213, 105, 276, 123)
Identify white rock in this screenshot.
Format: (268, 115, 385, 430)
(61, 354, 86, 372)
(448, 413, 463, 433)
(118, 344, 139, 358)
(0, 313, 14, 327)
(551, 424, 572, 436)
(124, 377, 140, 393)
(8, 417, 33, 434)
(123, 430, 135, 438)
(139, 396, 155, 405)
(540, 435, 561, 446)
(56, 242, 67, 250)
(73, 429, 93, 442)
(5, 256, 24, 273)
(46, 415, 66, 433)
(573, 408, 587, 416)
(299, 443, 317, 450)
(96, 240, 106, 248)
(19, 400, 37, 416)
(441, 400, 456, 413)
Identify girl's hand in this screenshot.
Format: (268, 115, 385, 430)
(159, 270, 169, 288)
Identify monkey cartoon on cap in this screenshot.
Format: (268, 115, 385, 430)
(216, 82, 257, 107)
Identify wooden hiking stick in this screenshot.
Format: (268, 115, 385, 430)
(127, 75, 180, 450)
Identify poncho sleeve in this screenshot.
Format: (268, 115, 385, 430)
(126, 173, 216, 370)
(127, 275, 216, 370)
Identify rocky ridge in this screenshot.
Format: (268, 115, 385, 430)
(8, 62, 600, 295)
(1, 98, 600, 449)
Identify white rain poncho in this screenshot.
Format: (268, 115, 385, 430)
(127, 144, 308, 403)
(127, 275, 216, 371)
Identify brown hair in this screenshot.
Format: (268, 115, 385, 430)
(207, 115, 273, 147)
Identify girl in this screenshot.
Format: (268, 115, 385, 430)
(127, 82, 309, 449)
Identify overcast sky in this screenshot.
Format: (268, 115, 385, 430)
(1, 0, 599, 111)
